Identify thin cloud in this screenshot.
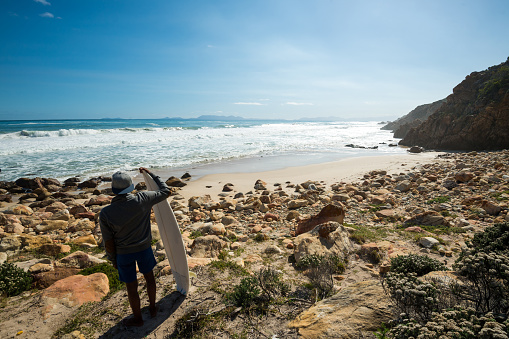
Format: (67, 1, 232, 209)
(233, 102, 265, 106)
(35, 0, 51, 5)
(40, 12, 54, 18)
(286, 102, 314, 106)
(8, 12, 19, 17)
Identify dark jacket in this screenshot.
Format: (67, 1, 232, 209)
(99, 173, 170, 264)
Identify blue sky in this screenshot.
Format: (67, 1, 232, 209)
(1, 0, 508, 121)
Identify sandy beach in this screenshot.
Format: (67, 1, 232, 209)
(152, 152, 443, 201)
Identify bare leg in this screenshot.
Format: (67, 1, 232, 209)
(143, 270, 157, 317)
(125, 279, 144, 326)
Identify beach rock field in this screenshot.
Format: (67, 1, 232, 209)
(1, 150, 508, 338)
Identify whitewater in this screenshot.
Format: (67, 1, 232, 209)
(0, 119, 404, 182)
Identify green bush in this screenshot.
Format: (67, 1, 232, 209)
(296, 254, 346, 274)
(425, 196, 450, 204)
(386, 307, 509, 339)
(468, 222, 509, 256)
(226, 277, 260, 308)
(256, 266, 289, 302)
(453, 250, 509, 314)
(390, 253, 448, 276)
(382, 272, 439, 323)
(0, 262, 33, 297)
(78, 263, 123, 294)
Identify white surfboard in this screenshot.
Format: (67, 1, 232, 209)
(142, 172, 190, 295)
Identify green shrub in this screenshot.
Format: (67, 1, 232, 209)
(296, 254, 346, 274)
(382, 272, 439, 323)
(0, 262, 33, 297)
(453, 250, 509, 314)
(385, 307, 509, 339)
(78, 263, 123, 294)
(297, 254, 346, 300)
(390, 253, 448, 276)
(226, 277, 260, 308)
(468, 222, 509, 256)
(256, 266, 290, 302)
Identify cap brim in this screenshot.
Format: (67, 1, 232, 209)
(112, 184, 135, 195)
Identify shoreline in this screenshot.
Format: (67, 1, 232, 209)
(158, 152, 444, 201)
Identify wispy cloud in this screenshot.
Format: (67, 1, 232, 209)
(233, 102, 265, 106)
(286, 102, 313, 106)
(39, 12, 54, 18)
(8, 12, 19, 17)
(35, 0, 51, 5)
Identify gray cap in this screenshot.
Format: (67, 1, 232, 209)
(111, 171, 135, 195)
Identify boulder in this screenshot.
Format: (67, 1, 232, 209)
(188, 195, 212, 209)
(419, 237, 440, 248)
(86, 195, 112, 206)
(45, 202, 68, 213)
(288, 199, 309, 209)
(49, 209, 71, 221)
(481, 200, 502, 215)
(394, 180, 412, 192)
(221, 216, 238, 226)
(40, 273, 109, 312)
(289, 280, 392, 338)
(36, 220, 69, 232)
(71, 235, 98, 246)
(455, 171, 474, 183)
(294, 223, 353, 262)
(13, 258, 52, 272)
(78, 178, 101, 189)
(190, 235, 227, 258)
(68, 219, 95, 232)
(403, 211, 447, 227)
(38, 243, 71, 256)
(200, 223, 226, 236)
(59, 251, 106, 269)
(0, 236, 21, 253)
(296, 204, 345, 236)
(10, 205, 34, 216)
(166, 176, 187, 187)
(33, 267, 81, 289)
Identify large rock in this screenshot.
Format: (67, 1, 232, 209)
(190, 235, 227, 258)
(400, 58, 509, 151)
(293, 222, 353, 262)
(403, 211, 447, 227)
(33, 267, 81, 289)
(36, 220, 69, 232)
(0, 236, 21, 253)
(59, 251, 106, 268)
(296, 204, 345, 236)
(289, 280, 392, 338)
(40, 273, 109, 311)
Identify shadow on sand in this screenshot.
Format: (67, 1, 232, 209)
(99, 291, 186, 339)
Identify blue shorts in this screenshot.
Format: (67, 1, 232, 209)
(116, 247, 157, 283)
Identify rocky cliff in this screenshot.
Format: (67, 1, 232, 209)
(400, 58, 509, 150)
(382, 99, 446, 138)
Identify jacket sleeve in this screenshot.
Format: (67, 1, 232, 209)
(99, 211, 117, 265)
(147, 173, 171, 205)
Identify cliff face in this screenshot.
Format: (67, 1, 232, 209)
(382, 99, 446, 139)
(400, 58, 509, 151)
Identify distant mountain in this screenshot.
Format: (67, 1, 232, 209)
(381, 99, 446, 138)
(195, 115, 246, 121)
(400, 57, 509, 150)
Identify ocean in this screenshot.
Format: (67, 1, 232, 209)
(0, 118, 403, 182)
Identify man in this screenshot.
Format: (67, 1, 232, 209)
(99, 167, 170, 327)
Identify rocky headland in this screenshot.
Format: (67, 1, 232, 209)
(399, 57, 509, 150)
(382, 98, 446, 139)
(1, 150, 509, 338)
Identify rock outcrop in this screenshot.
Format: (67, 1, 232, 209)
(400, 57, 509, 150)
(289, 280, 392, 338)
(382, 98, 446, 138)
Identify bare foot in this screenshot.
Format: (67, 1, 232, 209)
(123, 317, 144, 327)
(150, 305, 158, 318)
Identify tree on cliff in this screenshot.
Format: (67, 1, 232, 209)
(399, 57, 509, 151)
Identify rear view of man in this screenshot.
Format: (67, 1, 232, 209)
(100, 167, 170, 327)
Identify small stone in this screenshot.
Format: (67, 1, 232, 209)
(419, 237, 440, 248)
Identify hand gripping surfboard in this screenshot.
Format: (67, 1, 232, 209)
(142, 172, 190, 295)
